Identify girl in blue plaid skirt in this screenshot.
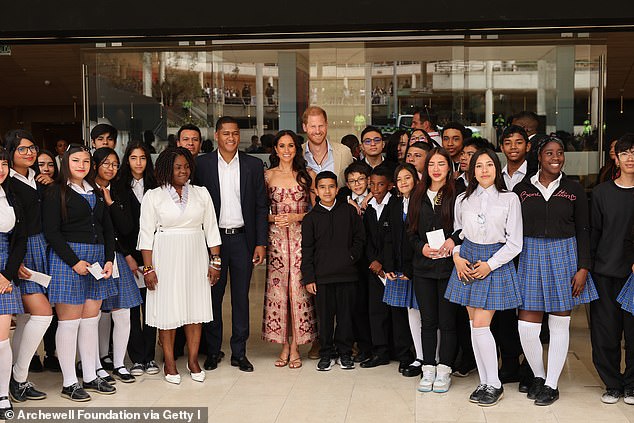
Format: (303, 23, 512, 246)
(513, 137, 598, 406)
(43, 144, 117, 401)
(93, 148, 143, 384)
(444, 149, 523, 406)
(0, 147, 27, 419)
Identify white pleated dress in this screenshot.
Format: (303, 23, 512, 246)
(137, 183, 221, 330)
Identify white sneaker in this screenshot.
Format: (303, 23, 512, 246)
(417, 365, 436, 392)
(601, 389, 621, 404)
(433, 364, 452, 393)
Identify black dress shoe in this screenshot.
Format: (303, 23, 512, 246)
(519, 374, 533, 393)
(83, 377, 116, 395)
(231, 356, 254, 372)
(100, 355, 114, 371)
(29, 355, 44, 373)
(112, 367, 136, 383)
(204, 354, 220, 370)
(353, 351, 372, 363)
(534, 385, 559, 406)
(61, 383, 91, 402)
(527, 377, 545, 400)
(398, 361, 410, 373)
(402, 360, 423, 377)
(359, 355, 389, 368)
(10, 377, 47, 402)
(478, 385, 504, 406)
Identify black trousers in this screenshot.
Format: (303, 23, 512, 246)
(203, 233, 253, 359)
(352, 267, 372, 356)
(590, 273, 634, 391)
(315, 282, 355, 359)
(127, 287, 157, 364)
(368, 274, 413, 362)
(413, 276, 458, 367)
(491, 309, 523, 370)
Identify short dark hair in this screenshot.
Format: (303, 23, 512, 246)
(91, 124, 118, 141)
(370, 164, 393, 182)
(341, 134, 359, 152)
(344, 161, 371, 179)
(154, 147, 196, 187)
(177, 124, 202, 141)
(442, 122, 471, 139)
(413, 107, 438, 129)
(615, 133, 634, 154)
(360, 125, 383, 141)
(407, 141, 431, 153)
(500, 125, 529, 144)
(215, 116, 238, 132)
(315, 170, 337, 185)
(463, 136, 490, 151)
(513, 111, 539, 124)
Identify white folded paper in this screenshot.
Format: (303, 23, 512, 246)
(24, 267, 52, 288)
(134, 271, 145, 289)
(112, 255, 120, 279)
(88, 262, 105, 280)
(426, 229, 446, 250)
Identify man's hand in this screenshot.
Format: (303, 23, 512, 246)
(252, 246, 266, 265)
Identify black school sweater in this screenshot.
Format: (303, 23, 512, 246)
(364, 194, 399, 265)
(301, 200, 365, 285)
(591, 180, 634, 278)
(383, 196, 414, 279)
(625, 215, 634, 268)
(43, 184, 115, 267)
(513, 175, 591, 270)
(8, 176, 46, 236)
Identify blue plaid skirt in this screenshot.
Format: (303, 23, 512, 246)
(617, 273, 634, 315)
(19, 232, 49, 295)
(0, 232, 25, 315)
(445, 239, 522, 310)
(518, 237, 598, 312)
(383, 272, 418, 309)
(102, 252, 143, 310)
(48, 242, 118, 306)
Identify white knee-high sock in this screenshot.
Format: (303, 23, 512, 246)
(13, 314, 53, 382)
(518, 320, 545, 379)
(470, 321, 486, 385)
(78, 315, 100, 382)
(0, 339, 12, 407)
(407, 308, 423, 364)
(545, 315, 571, 389)
(98, 311, 112, 358)
(473, 326, 501, 389)
(11, 313, 30, 363)
(56, 319, 80, 387)
(111, 309, 131, 370)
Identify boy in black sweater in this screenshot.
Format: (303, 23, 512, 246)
(301, 171, 366, 371)
(360, 165, 413, 370)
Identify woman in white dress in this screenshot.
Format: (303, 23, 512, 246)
(137, 147, 221, 384)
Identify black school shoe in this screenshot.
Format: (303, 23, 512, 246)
(478, 385, 504, 407)
(9, 377, 47, 402)
(402, 360, 423, 377)
(534, 385, 559, 406)
(61, 383, 91, 402)
(83, 377, 116, 395)
(469, 384, 487, 403)
(527, 377, 545, 400)
(113, 367, 136, 383)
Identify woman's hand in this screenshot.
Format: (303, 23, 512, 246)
(125, 255, 139, 275)
(385, 272, 397, 280)
(571, 268, 589, 297)
(0, 273, 13, 294)
(438, 238, 455, 258)
(101, 187, 114, 206)
(274, 214, 289, 227)
(102, 261, 113, 279)
(422, 243, 440, 259)
(18, 263, 32, 280)
(208, 266, 221, 286)
(453, 253, 475, 282)
(35, 173, 54, 185)
(305, 282, 317, 295)
(472, 261, 492, 279)
(72, 260, 91, 276)
(144, 270, 158, 290)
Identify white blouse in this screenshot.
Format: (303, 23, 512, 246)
(10, 168, 37, 190)
(452, 185, 523, 271)
(0, 186, 16, 233)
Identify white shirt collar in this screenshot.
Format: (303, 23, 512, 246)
(10, 168, 37, 189)
(320, 199, 336, 211)
(369, 191, 392, 208)
(67, 180, 94, 194)
(475, 184, 499, 198)
(502, 160, 527, 178)
(218, 150, 239, 165)
(530, 172, 563, 191)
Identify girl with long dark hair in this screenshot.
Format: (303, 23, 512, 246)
(43, 144, 117, 401)
(407, 148, 460, 392)
(444, 148, 523, 406)
(262, 130, 317, 369)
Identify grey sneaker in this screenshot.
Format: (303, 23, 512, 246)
(417, 365, 436, 392)
(601, 389, 622, 404)
(432, 364, 452, 393)
(624, 388, 634, 405)
(145, 360, 160, 375)
(130, 363, 145, 376)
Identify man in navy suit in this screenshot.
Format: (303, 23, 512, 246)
(195, 116, 268, 372)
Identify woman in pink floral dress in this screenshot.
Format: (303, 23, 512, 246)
(262, 130, 317, 369)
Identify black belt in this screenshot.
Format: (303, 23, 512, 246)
(220, 227, 245, 235)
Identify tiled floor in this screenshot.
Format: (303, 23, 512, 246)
(12, 265, 634, 423)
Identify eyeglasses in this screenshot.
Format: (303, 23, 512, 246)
(347, 176, 367, 185)
(618, 151, 634, 160)
(362, 137, 382, 145)
(16, 145, 39, 155)
(100, 161, 120, 170)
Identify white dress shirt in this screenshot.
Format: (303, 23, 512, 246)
(131, 178, 144, 203)
(10, 168, 37, 190)
(427, 189, 438, 205)
(0, 186, 16, 233)
(453, 185, 523, 271)
(350, 190, 369, 206)
(217, 151, 244, 228)
(530, 172, 563, 202)
(67, 180, 94, 194)
(55, 155, 63, 170)
(368, 192, 392, 220)
(502, 160, 528, 191)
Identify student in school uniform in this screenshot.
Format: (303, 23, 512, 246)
(383, 163, 423, 378)
(444, 148, 523, 407)
(93, 148, 143, 384)
(4, 130, 52, 403)
(513, 136, 598, 406)
(0, 147, 28, 419)
(337, 161, 372, 215)
(360, 165, 413, 370)
(591, 134, 634, 404)
(116, 142, 159, 377)
(407, 148, 461, 392)
(43, 144, 117, 401)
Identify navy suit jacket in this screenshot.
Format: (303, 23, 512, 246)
(194, 151, 269, 253)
